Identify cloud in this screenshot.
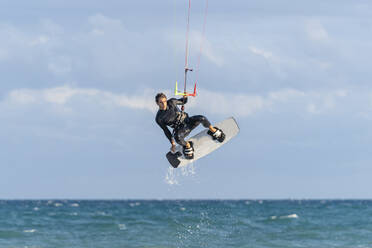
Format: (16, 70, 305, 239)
(0, 24, 29, 61)
(306, 19, 330, 42)
(192, 88, 351, 118)
(47, 56, 72, 75)
(193, 89, 266, 117)
(88, 14, 125, 31)
(3, 86, 353, 119)
(6, 85, 158, 113)
(248, 46, 274, 60)
(30, 35, 50, 46)
(306, 89, 348, 114)
(0, 14, 157, 85)
(191, 31, 224, 67)
(268, 89, 305, 101)
(165, 30, 224, 67)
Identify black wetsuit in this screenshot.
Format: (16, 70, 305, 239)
(156, 98, 211, 147)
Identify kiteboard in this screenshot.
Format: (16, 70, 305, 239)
(166, 117, 240, 168)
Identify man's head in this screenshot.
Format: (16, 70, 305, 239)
(156, 93, 167, 110)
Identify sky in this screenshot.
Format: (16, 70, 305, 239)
(1, 0, 372, 199)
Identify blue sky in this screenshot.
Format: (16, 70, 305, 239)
(1, 0, 372, 199)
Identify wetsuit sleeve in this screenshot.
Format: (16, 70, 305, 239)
(169, 97, 187, 105)
(156, 118, 173, 144)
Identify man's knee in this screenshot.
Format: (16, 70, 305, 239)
(175, 134, 186, 146)
(199, 115, 211, 128)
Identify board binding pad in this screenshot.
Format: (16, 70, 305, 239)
(166, 117, 239, 168)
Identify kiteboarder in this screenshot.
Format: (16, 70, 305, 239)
(155, 93, 225, 159)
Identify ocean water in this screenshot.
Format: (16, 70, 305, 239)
(1, 200, 372, 248)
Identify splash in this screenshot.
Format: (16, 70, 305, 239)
(165, 167, 179, 185)
(164, 163, 197, 185)
(181, 163, 196, 176)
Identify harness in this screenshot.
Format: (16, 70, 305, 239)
(172, 111, 188, 134)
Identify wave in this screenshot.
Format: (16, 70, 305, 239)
(270, 213, 299, 220)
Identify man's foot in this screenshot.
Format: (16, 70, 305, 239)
(207, 127, 225, 143)
(183, 141, 194, 160)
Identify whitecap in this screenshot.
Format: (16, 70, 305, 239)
(118, 224, 127, 230)
(280, 214, 299, 219)
(33, 207, 39, 211)
(54, 203, 62, 207)
(129, 202, 141, 207)
(270, 216, 277, 220)
(24, 229, 37, 233)
(180, 207, 186, 211)
(70, 203, 79, 207)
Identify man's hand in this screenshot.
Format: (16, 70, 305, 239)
(170, 143, 176, 153)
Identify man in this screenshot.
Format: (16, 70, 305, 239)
(155, 92, 225, 159)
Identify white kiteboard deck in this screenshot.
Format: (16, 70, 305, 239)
(166, 117, 240, 168)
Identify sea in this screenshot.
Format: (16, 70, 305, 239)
(0, 200, 372, 248)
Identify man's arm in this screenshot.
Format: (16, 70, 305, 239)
(170, 96, 188, 106)
(156, 119, 175, 144)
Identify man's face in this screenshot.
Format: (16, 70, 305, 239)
(157, 97, 167, 110)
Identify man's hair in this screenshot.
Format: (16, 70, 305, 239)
(155, 93, 167, 103)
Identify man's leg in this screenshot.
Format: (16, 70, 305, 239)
(187, 115, 211, 129)
(174, 126, 194, 159)
(175, 115, 224, 148)
(180, 115, 209, 148)
(174, 126, 192, 147)
(188, 115, 220, 137)
(209, 126, 217, 133)
(187, 115, 226, 142)
(173, 116, 208, 148)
